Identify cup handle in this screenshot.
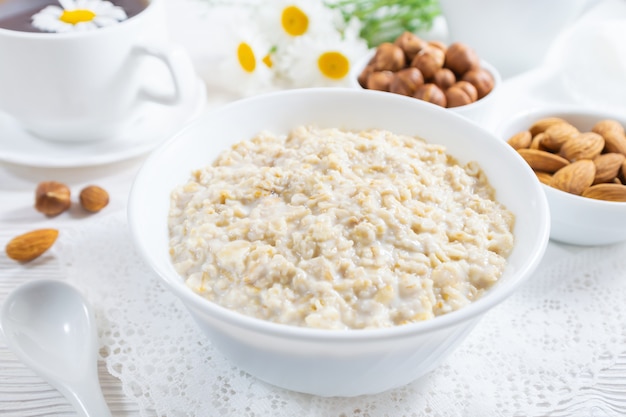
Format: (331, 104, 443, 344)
(132, 43, 198, 106)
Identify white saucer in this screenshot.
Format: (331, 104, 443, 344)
(0, 79, 207, 168)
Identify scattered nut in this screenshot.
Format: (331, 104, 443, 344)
(5, 229, 59, 262)
(79, 185, 110, 212)
(35, 181, 71, 216)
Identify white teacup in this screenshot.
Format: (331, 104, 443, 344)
(0, 0, 198, 142)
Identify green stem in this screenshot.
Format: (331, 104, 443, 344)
(326, 0, 440, 47)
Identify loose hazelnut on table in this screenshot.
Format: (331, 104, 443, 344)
(35, 181, 71, 216)
(389, 67, 424, 96)
(79, 185, 110, 212)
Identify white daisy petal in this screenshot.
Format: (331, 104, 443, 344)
(275, 32, 368, 88)
(31, 0, 128, 33)
(256, 0, 344, 49)
(58, 0, 77, 10)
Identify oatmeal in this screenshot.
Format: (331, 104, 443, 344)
(168, 126, 515, 330)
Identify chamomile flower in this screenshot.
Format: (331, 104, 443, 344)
(212, 23, 275, 97)
(256, 0, 343, 48)
(32, 0, 127, 33)
(275, 31, 368, 88)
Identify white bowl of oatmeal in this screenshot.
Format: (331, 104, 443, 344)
(128, 88, 549, 397)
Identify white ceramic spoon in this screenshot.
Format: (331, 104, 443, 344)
(1, 279, 112, 417)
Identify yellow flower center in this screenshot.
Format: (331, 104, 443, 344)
(237, 42, 256, 73)
(318, 52, 350, 80)
(262, 54, 273, 68)
(60, 9, 96, 25)
(281, 5, 308, 36)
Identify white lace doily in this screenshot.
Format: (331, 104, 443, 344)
(57, 211, 626, 416)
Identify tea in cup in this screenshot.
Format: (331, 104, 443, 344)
(0, 0, 199, 142)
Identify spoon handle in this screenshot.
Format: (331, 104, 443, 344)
(62, 377, 113, 417)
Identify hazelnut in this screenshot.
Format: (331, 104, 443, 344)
(79, 185, 109, 213)
(366, 71, 395, 91)
(433, 68, 456, 91)
(427, 40, 448, 54)
(394, 31, 428, 62)
(462, 68, 494, 99)
(35, 181, 71, 216)
(445, 42, 480, 75)
(445, 85, 475, 108)
(371, 42, 406, 72)
(414, 83, 446, 107)
(453, 81, 478, 102)
(358, 64, 375, 88)
(389, 67, 424, 96)
(411, 47, 445, 80)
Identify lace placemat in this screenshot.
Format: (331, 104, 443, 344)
(57, 211, 626, 417)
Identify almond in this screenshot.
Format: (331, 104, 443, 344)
(592, 119, 626, 155)
(549, 159, 596, 195)
(542, 123, 579, 151)
(559, 132, 604, 161)
(593, 153, 625, 184)
(507, 131, 531, 150)
(529, 117, 568, 136)
(534, 171, 553, 185)
(530, 132, 549, 151)
(5, 229, 59, 262)
(517, 148, 569, 173)
(582, 183, 626, 202)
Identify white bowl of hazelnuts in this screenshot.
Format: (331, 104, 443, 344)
(352, 32, 501, 125)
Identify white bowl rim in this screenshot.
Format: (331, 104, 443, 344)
(129, 87, 550, 342)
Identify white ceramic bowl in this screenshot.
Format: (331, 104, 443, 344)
(496, 107, 626, 246)
(350, 50, 502, 126)
(128, 88, 549, 397)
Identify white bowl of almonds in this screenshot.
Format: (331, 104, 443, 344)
(499, 107, 626, 246)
